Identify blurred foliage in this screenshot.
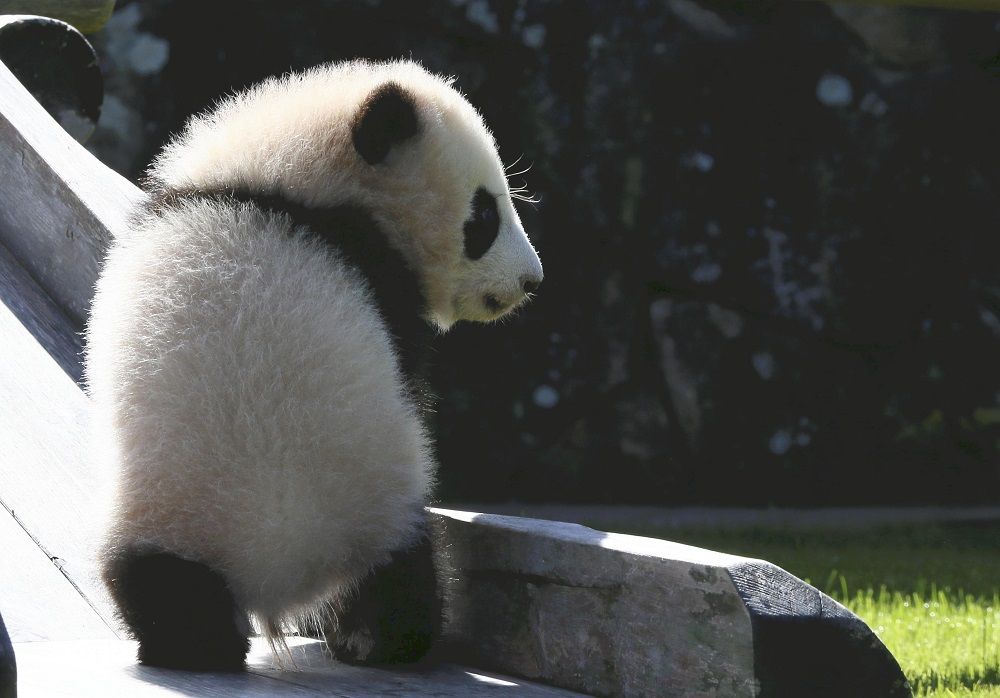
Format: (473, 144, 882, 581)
(87, 0, 1000, 504)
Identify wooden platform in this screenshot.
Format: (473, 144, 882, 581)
(13, 638, 584, 697)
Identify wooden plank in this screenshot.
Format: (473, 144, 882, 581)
(14, 640, 322, 698)
(0, 506, 114, 642)
(0, 299, 118, 633)
(729, 561, 911, 697)
(0, 57, 144, 326)
(248, 639, 583, 697)
(0, 240, 82, 383)
(13, 638, 587, 697)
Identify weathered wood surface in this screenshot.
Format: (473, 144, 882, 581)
(0, 16, 103, 143)
(13, 638, 586, 697)
(0, 1, 116, 34)
(0, 55, 144, 328)
(0, 506, 114, 642)
(0, 240, 83, 383)
(0, 297, 119, 634)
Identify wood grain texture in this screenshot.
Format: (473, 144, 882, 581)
(430, 508, 757, 697)
(728, 561, 911, 697)
(0, 2, 116, 34)
(0, 240, 83, 382)
(0, 299, 119, 636)
(0, 506, 115, 642)
(0, 58, 144, 325)
(13, 638, 587, 697)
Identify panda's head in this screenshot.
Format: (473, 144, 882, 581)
(152, 60, 542, 330)
(343, 66, 543, 330)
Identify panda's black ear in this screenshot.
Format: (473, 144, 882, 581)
(352, 82, 420, 165)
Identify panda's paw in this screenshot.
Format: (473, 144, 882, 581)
(329, 612, 435, 666)
(327, 532, 441, 665)
(327, 626, 376, 664)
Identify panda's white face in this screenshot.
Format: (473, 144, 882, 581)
(349, 77, 543, 330)
(450, 185, 543, 324)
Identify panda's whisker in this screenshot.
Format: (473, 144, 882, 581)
(510, 191, 540, 204)
(505, 163, 533, 179)
(508, 179, 540, 204)
(503, 153, 524, 173)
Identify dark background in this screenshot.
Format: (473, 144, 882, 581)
(86, 0, 1000, 506)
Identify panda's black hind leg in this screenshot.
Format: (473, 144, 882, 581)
(104, 549, 250, 671)
(327, 525, 442, 665)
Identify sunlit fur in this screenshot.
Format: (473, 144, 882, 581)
(87, 59, 542, 647)
(149, 59, 542, 329)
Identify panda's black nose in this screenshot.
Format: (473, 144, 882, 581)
(522, 277, 541, 295)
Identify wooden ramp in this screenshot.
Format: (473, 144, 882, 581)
(13, 639, 582, 697)
(0, 13, 912, 698)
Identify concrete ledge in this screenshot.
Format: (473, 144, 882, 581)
(433, 509, 911, 697)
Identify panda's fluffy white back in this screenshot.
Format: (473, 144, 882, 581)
(89, 197, 432, 622)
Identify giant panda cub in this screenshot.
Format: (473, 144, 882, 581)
(86, 59, 543, 671)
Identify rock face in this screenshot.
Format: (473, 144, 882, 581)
(84, 0, 1000, 505)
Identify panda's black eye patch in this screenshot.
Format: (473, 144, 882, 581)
(463, 188, 500, 260)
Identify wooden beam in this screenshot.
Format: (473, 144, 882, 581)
(0, 240, 83, 383)
(0, 1, 117, 34)
(0, 56, 145, 327)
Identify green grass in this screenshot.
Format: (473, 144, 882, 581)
(595, 521, 1000, 697)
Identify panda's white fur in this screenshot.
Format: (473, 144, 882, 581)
(86, 59, 542, 661)
(148, 60, 542, 329)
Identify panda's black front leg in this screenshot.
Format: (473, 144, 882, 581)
(328, 525, 442, 665)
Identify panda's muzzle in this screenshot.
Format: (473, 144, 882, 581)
(483, 275, 541, 315)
